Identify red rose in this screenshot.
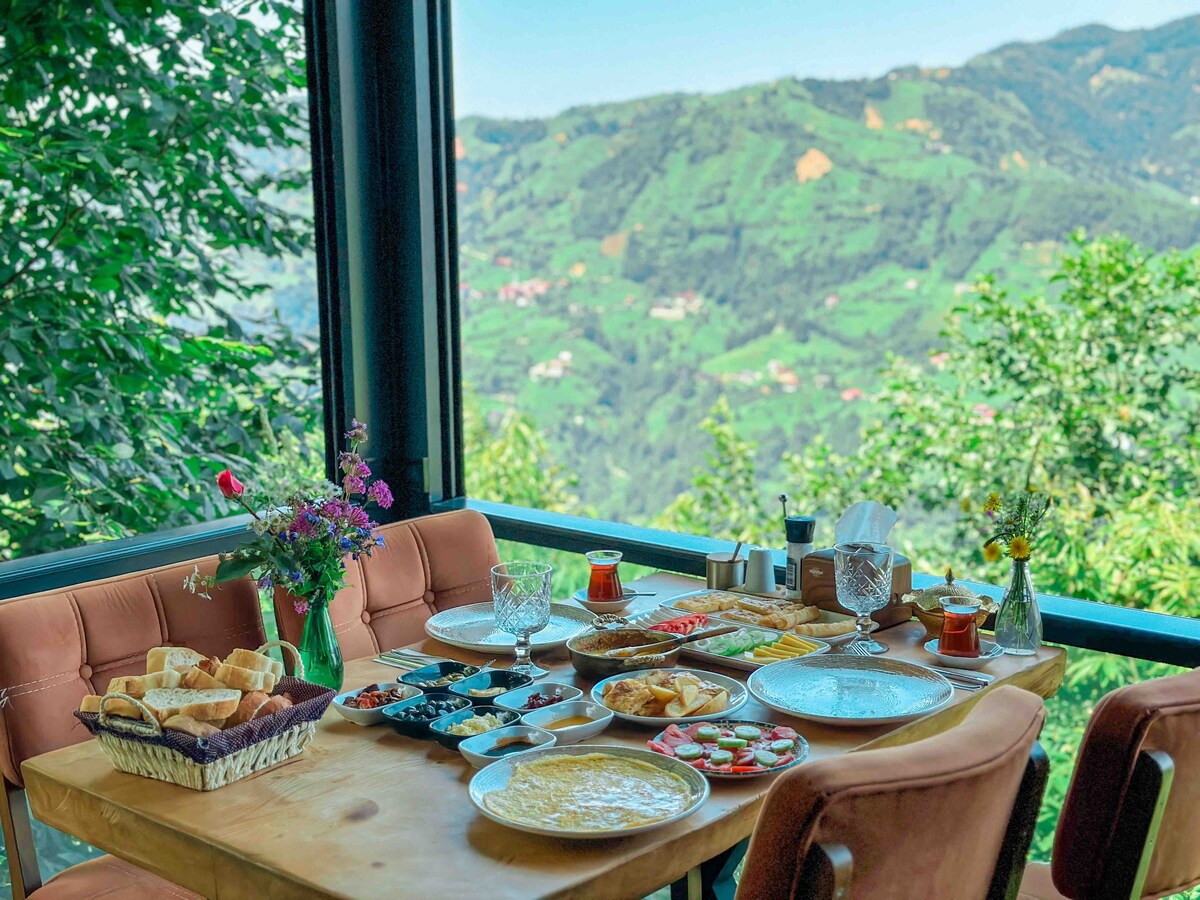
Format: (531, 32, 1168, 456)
(216, 469, 244, 499)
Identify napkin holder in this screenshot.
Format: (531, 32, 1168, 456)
(800, 548, 913, 629)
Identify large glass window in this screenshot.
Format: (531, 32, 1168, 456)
(0, 0, 321, 562)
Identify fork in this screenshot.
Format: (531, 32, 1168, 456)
(840, 640, 871, 657)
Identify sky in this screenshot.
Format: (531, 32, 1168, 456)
(451, 0, 1200, 119)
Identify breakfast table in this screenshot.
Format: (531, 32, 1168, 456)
(21, 573, 1066, 900)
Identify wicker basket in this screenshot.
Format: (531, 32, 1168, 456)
(82, 641, 335, 791)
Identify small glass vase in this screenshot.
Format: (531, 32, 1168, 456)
(298, 592, 344, 690)
(995, 560, 1042, 656)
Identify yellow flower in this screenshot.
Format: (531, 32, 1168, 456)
(983, 492, 1002, 514)
(1008, 536, 1032, 560)
(982, 542, 1002, 563)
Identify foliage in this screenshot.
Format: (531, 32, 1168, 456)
(0, 0, 319, 559)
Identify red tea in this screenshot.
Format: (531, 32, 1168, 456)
(585, 550, 623, 601)
(939, 600, 981, 657)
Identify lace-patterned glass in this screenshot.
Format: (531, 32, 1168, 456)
(491, 561, 553, 679)
(833, 542, 894, 655)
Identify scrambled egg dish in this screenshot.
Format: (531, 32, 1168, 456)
(484, 753, 692, 832)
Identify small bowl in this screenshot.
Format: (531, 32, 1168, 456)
(428, 705, 519, 750)
(909, 598, 997, 639)
(398, 661, 482, 693)
(333, 681, 423, 726)
(493, 682, 583, 714)
(566, 626, 683, 680)
(924, 638, 1004, 670)
(458, 724, 557, 768)
(448, 669, 534, 706)
(571, 588, 637, 615)
(381, 692, 472, 738)
(520, 700, 614, 744)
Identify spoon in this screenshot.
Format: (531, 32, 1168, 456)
(604, 625, 740, 658)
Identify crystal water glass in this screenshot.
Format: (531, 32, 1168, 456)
(834, 542, 894, 654)
(492, 561, 553, 678)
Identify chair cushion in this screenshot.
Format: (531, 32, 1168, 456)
(0, 558, 265, 787)
(1018, 862, 1064, 899)
(1052, 667, 1200, 899)
(736, 686, 1046, 900)
(38, 854, 201, 899)
(274, 509, 500, 656)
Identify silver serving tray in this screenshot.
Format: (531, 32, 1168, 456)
(748, 655, 954, 726)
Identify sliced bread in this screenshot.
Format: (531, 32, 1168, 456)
(161, 715, 221, 738)
(215, 662, 277, 694)
(225, 691, 271, 728)
(106, 668, 183, 698)
(224, 647, 284, 681)
(79, 694, 145, 720)
(181, 665, 227, 691)
(141, 688, 242, 723)
(145, 646, 206, 674)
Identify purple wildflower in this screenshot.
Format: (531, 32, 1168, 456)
(368, 480, 393, 509)
(345, 419, 368, 443)
(343, 475, 366, 495)
(293, 597, 310, 616)
(355, 461, 371, 478)
(338, 451, 359, 474)
(257, 575, 273, 590)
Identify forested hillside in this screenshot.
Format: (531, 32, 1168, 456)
(454, 15, 1200, 520)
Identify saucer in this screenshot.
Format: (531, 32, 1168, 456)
(571, 588, 637, 614)
(923, 638, 1003, 670)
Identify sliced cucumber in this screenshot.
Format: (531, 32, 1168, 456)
(717, 736, 747, 749)
(733, 725, 762, 741)
(674, 742, 704, 760)
(709, 749, 734, 766)
(694, 725, 721, 742)
(770, 738, 796, 753)
(754, 749, 780, 767)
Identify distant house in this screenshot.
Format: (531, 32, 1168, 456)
(529, 350, 574, 381)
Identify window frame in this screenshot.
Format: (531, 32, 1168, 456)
(1, 1, 1197, 672)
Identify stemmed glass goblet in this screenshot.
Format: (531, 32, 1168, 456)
(833, 542, 894, 655)
(491, 560, 553, 679)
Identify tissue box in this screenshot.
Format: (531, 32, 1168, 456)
(800, 548, 913, 630)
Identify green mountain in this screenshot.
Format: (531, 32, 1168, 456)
(454, 15, 1200, 521)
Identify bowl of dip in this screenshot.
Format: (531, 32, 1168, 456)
(520, 700, 613, 745)
(448, 669, 534, 706)
(459, 724, 556, 769)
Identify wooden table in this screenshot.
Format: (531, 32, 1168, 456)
(22, 573, 1065, 900)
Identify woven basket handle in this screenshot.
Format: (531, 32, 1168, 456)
(255, 639, 304, 680)
(98, 692, 163, 737)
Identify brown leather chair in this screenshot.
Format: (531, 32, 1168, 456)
(737, 685, 1047, 900)
(273, 509, 500, 659)
(1019, 667, 1200, 900)
(0, 556, 266, 899)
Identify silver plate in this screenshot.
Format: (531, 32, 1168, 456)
(630, 609, 831, 672)
(590, 667, 749, 726)
(424, 602, 594, 653)
(469, 744, 710, 838)
(660, 593, 873, 646)
(748, 656, 954, 726)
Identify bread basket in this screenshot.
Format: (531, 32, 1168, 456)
(76, 641, 335, 791)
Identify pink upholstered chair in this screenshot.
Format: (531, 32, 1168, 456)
(272, 508, 500, 659)
(737, 685, 1047, 900)
(0, 557, 266, 899)
(1018, 666, 1200, 900)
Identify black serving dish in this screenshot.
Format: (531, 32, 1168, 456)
(381, 692, 472, 738)
(447, 669, 534, 707)
(427, 705, 519, 750)
(398, 661, 482, 693)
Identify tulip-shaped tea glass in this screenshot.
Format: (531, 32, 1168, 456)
(492, 561, 553, 679)
(834, 542, 894, 654)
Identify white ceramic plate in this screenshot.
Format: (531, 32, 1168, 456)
(658, 593, 872, 646)
(424, 602, 594, 654)
(571, 588, 639, 614)
(748, 656, 954, 726)
(647, 719, 810, 779)
(589, 667, 749, 727)
(493, 682, 584, 714)
(458, 724, 557, 769)
(332, 682, 423, 726)
(923, 638, 1004, 670)
(685, 628, 831, 671)
(469, 744, 709, 838)
(520, 700, 614, 744)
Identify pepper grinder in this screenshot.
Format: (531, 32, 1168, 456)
(785, 516, 816, 600)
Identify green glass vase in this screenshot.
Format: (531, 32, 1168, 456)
(298, 592, 344, 690)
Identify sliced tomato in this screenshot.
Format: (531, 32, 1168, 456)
(770, 726, 799, 741)
(660, 724, 692, 748)
(731, 765, 764, 773)
(647, 740, 673, 756)
(775, 752, 794, 766)
(648, 613, 708, 635)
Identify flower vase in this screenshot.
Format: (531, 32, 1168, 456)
(995, 560, 1041, 656)
(299, 593, 344, 690)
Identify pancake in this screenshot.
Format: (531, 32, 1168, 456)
(483, 752, 693, 832)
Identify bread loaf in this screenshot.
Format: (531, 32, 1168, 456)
(141, 688, 241, 723)
(79, 694, 145, 720)
(215, 663, 277, 694)
(181, 665, 227, 691)
(197, 656, 222, 677)
(225, 691, 271, 728)
(145, 646, 206, 674)
(162, 715, 221, 738)
(252, 694, 293, 720)
(106, 668, 183, 698)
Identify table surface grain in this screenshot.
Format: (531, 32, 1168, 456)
(22, 573, 1066, 900)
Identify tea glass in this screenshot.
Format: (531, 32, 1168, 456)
(585, 550, 624, 601)
(939, 596, 982, 657)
